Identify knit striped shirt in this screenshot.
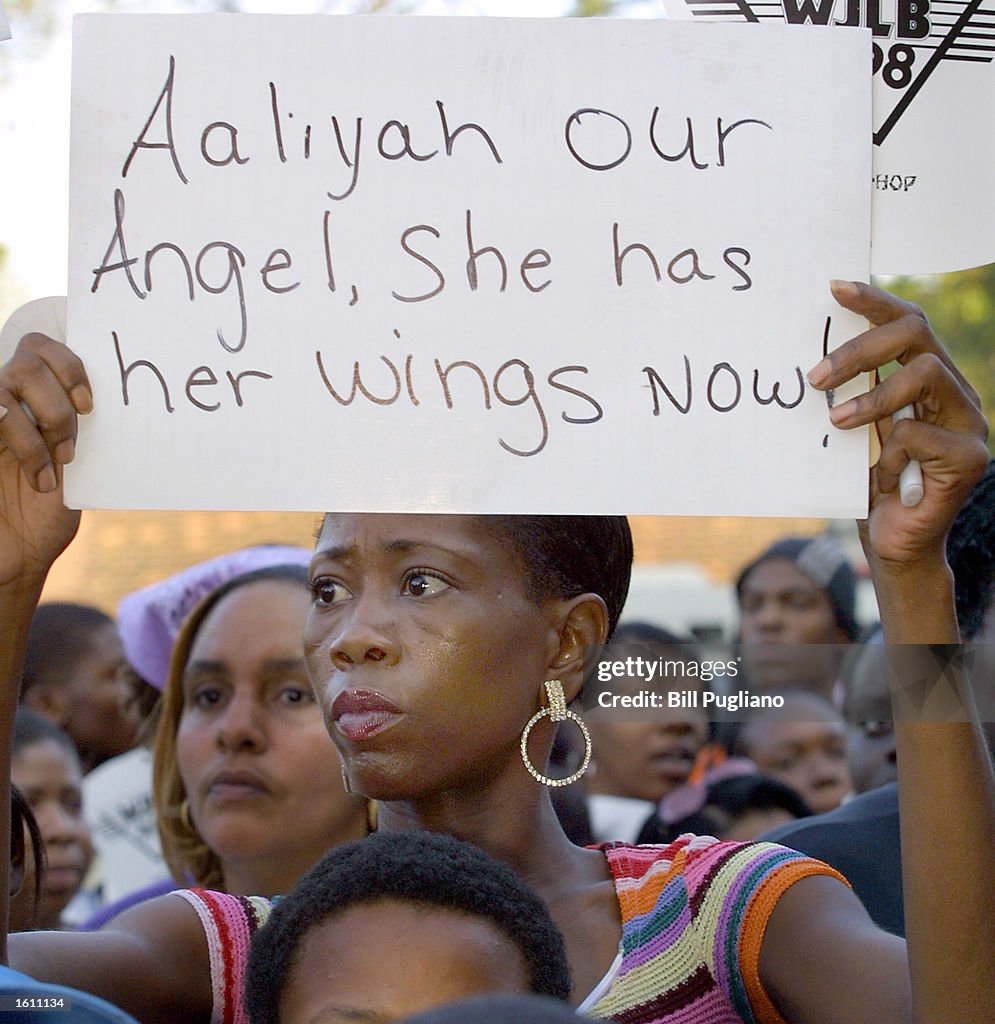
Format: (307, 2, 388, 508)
(174, 836, 846, 1024)
(174, 888, 271, 1024)
(583, 835, 848, 1024)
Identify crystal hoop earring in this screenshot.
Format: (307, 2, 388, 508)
(520, 679, 592, 787)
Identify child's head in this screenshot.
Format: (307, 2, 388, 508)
(246, 830, 572, 1024)
(9, 709, 92, 929)
(733, 691, 852, 815)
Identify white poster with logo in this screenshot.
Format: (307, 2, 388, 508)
(661, 0, 995, 274)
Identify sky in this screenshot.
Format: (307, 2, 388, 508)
(2, 0, 668, 308)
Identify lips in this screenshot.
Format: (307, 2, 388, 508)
(207, 768, 271, 801)
(43, 862, 84, 895)
(650, 751, 695, 783)
(332, 688, 404, 741)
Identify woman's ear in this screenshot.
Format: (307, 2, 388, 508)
(549, 593, 608, 704)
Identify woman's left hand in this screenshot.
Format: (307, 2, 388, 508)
(806, 280, 988, 568)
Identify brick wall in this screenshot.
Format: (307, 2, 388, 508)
(40, 509, 837, 614)
(41, 510, 321, 612)
(630, 515, 840, 581)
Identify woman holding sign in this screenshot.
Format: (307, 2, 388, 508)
(0, 281, 992, 1024)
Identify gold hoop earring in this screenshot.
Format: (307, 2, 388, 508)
(520, 680, 592, 787)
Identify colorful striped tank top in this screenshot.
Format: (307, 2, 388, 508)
(584, 835, 847, 1024)
(174, 836, 846, 1024)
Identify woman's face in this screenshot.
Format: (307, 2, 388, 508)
(740, 715, 852, 815)
(738, 559, 847, 691)
(64, 621, 142, 768)
(304, 514, 562, 801)
(586, 711, 708, 804)
(11, 738, 91, 929)
(176, 580, 358, 893)
(586, 649, 708, 803)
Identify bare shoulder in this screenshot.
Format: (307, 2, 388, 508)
(760, 874, 910, 1024)
(10, 891, 213, 1024)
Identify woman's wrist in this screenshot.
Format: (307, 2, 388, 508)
(871, 555, 958, 644)
(0, 568, 50, 605)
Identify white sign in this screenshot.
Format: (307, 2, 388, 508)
(66, 15, 871, 516)
(661, 0, 995, 275)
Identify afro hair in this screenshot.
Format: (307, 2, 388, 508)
(245, 830, 572, 1023)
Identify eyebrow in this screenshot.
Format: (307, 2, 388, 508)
(183, 657, 306, 678)
(313, 537, 475, 565)
(260, 657, 308, 673)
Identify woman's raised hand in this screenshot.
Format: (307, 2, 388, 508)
(0, 333, 91, 585)
(808, 280, 989, 571)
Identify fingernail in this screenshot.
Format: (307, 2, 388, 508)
(55, 438, 76, 465)
(70, 385, 93, 414)
(807, 359, 832, 387)
(830, 279, 858, 300)
(829, 399, 857, 425)
(37, 465, 57, 493)
(0, 404, 8, 422)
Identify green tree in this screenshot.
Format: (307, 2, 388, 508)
(882, 266, 995, 448)
(572, 0, 617, 13)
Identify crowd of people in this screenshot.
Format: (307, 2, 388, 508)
(0, 275, 993, 1024)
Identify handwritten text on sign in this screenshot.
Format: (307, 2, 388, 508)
(66, 15, 871, 515)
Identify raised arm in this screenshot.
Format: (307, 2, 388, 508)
(0, 335, 216, 1021)
(760, 281, 993, 1024)
(814, 280, 987, 642)
(0, 333, 89, 959)
(8, 893, 212, 1024)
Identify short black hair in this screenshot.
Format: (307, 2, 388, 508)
(21, 603, 114, 697)
(637, 774, 811, 844)
(609, 621, 692, 648)
(600, 621, 700, 669)
(705, 773, 812, 820)
(946, 458, 995, 640)
(482, 516, 633, 640)
(13, 707, 81, 763)
(245, 830, 572, 1023)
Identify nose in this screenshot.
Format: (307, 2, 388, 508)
(36, 801, 82, 847)
(327, 591, 400, 671)
(216, 690, 268, 753)
(748, 598, 787, 637)
(806, 753, 851, 796)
